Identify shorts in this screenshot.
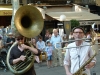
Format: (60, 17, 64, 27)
(47, 55, 52, 61)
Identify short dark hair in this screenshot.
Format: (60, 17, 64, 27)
(38, 36, 42, 39)
(17, 36, 24, 41)
(72, 26, 85, 33)
(47, 41, 50, 44)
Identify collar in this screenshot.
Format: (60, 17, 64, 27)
(18, 45, 24, 52)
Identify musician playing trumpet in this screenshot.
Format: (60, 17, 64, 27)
(64, 26, 96, 75)
(9, 34, 41, 75)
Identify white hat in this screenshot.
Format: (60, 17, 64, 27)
(7, 32, 13, 36)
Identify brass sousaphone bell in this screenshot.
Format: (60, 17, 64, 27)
(14, 5, 44, 38)
(6, 5, 44, 74)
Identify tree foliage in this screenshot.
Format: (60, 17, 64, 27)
(70, 19, 80, 29)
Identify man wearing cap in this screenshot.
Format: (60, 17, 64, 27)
(64, 26, 96, 75)
(6, 32, 15, 50)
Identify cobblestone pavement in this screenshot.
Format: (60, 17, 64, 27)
(0, 51, 100, 75)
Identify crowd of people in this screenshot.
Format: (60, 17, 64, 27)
(0, 25, 97, 75)
(0, 27, 66, 68)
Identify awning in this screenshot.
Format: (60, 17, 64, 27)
(46, 11, 100, 21)
(0, 5, 12, 16)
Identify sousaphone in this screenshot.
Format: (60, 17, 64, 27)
(6, 5, 44, 74)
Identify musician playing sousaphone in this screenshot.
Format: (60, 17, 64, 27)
(6, 1, 44, 74)
(9, 34, 41, 75)
(64, 26, 96, 75)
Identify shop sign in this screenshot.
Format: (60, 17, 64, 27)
(80, 21, 100, 25)
(0, 10, 12, 16)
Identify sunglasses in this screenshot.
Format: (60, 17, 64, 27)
(17, 38, 23, 41)
(73, 32, 83, 34)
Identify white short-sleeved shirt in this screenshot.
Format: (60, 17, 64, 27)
(64, 41, 96, 75)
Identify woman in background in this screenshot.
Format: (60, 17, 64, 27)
(31, 38, 40, 63)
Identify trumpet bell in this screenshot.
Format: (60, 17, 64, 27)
(14, 5, 44, 38)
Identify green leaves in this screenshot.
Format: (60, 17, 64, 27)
(70, 19, 80, 29)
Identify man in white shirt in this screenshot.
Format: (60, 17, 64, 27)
(64, 26, 96, 75)
(50, 29, 63, 66)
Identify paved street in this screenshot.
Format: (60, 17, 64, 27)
(0, 50, 100, 75)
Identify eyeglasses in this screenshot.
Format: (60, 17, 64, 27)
(17, 38, 23, 41)
(74, 32, 83, 34)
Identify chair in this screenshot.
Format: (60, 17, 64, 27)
(39, 51, 47, 62)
